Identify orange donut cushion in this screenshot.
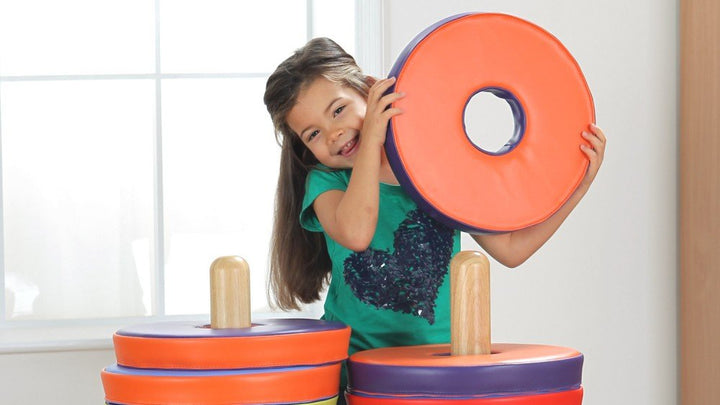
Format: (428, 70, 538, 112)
(385, 13, 594, 233)
(346, 343, 583, 401)
(101, 363, 341, 405)
(112, 320, 351, 369)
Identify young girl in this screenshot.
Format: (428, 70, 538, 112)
(264, 37, 605, 393)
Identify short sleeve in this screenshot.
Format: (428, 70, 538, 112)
(300, 168, 350, 232)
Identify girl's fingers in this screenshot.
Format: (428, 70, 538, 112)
(581, 131, 598, 148)
(582, 129, 605, 156)
(381, 107, 404, 120)
(368, 77, 397, 99)
(365, 76, 378, 88)
(378, 90, 405, 107)
(575, 124, 607, 187)
(580, 125, 605, 182)
(369, 76, 395, 90)
(367, 82, 404, 115)
(580, 143, 597, 158)
(589, 123, 607, 143)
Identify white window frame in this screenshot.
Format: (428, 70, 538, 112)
(0, 0, 383, 354)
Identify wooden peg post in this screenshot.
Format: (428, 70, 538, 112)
(210, 256, 251, 329)
(450, 251, 491, 356)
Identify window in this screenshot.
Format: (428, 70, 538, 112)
(0, 0, 381, 347)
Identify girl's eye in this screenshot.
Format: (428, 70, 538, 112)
(333, 105, 345, 117)
(307, 130, 319, 141)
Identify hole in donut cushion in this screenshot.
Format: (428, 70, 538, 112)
(463, 88, 524, 155)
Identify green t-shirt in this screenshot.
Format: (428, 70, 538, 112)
(300, 167, 461, 381)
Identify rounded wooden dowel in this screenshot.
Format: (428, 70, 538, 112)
(450, 250, 491, 356)
(210, 256, 251, 329)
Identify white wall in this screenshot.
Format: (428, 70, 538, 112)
(0, 1, 678, 404)
(383, 1, 677, 404)
(0, 349, 115, 403)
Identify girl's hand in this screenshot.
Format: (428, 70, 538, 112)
(360, 77, 404, 147)
(472, 123, 607, 268)
(579, 123, 607, 189)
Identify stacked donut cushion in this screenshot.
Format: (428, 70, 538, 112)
(101, 319, 350, 405)
(346, 343, 584, 404)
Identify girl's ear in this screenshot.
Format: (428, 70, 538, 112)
(365, 76, 378, 88)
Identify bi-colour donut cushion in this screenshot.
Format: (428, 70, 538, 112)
(385, 13, 594, 233)
(101, 363, 341, 405)
(113, 318, 350, 369)
(347, 343, 583, 399)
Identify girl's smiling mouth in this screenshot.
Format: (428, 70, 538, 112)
(339, 136, 359, 157)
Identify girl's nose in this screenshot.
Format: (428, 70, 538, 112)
(328, 128, 343, 143)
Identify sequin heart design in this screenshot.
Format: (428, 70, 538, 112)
(343, 209, 455, 324)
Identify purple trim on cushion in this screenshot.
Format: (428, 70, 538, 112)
(117, 318, 348, 338)
(384, 13, 499, 235)
(104, 363, 324, 377)
(347, 354, 583, 397)
(348, 388, 577, 401)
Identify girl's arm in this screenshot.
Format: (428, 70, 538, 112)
(471, 124, 607, 268)
(313, 77, 404, 251)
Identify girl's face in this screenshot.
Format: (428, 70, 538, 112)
(287, 77, 367, 169)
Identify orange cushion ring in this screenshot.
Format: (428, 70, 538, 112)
(101, 363, 342, 405)
(113, 319, 351, 369)
(103, 319, 351, 404)
(385, 13, 595, 233)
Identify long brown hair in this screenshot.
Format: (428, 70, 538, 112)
(264, 38, 370, 310)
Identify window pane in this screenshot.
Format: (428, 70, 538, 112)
(160, 0, 307, 74)
(0, 1, 361, 324)
(1, 80, 155, 320)
(313, 0, 356, 56)
(161, 78, 279, 314)
(0, 0, 155, 76)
